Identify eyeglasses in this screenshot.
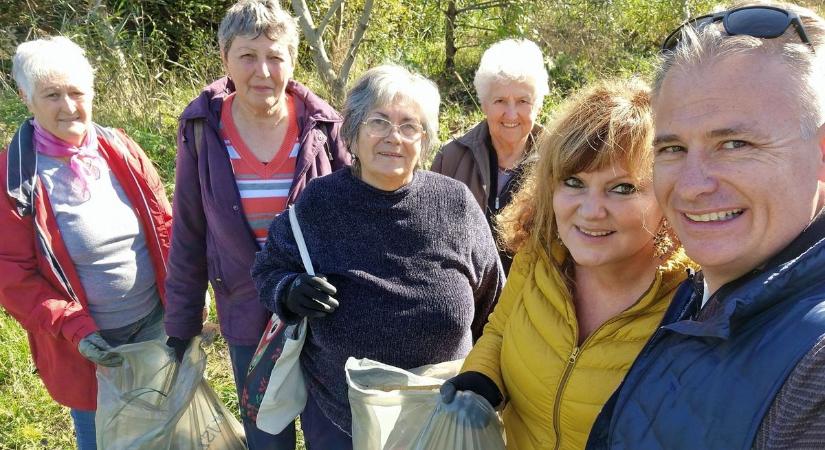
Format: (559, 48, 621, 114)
(361, 117, 425, 141)
(662, 5, 814, 53)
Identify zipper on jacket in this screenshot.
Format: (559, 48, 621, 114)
(552, 346, 580, 450)
(551, 278, 658, 450)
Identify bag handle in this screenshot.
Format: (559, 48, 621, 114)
(288, 205, 315, 277)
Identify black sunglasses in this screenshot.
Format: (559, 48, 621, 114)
(662, 5, 813, 53)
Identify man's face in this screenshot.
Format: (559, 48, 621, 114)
(652, 52, 825, 292)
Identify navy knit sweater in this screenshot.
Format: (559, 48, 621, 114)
(252, 168, 504, 434)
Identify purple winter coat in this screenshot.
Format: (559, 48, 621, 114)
(164, 77, 350, 345)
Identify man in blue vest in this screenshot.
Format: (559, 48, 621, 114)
(587, 2, 825, 449)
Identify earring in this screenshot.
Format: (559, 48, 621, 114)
(350, 151, 360, 175)
(555, 229, 565, 247)
(653, 218, 675, 259)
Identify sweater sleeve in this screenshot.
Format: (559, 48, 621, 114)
(754, 336, 825, 449)
(250, 204, 307, 325)
(467, 190, 505, 340)
(163, 121, 208, 339)
(0, 157, 97, 346)
(462, 250, 532, 401)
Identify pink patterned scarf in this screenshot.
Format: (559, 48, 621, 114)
(33, 119, 103, 199)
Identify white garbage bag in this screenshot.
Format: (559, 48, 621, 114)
(347, 357, 506, 450)
(95, 337, 245, 450)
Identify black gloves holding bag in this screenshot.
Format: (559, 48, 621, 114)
(440, 371, 503, 427)
(282, 273, 339, 319)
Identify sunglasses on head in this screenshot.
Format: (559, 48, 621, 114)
(662, 5, 814, 53)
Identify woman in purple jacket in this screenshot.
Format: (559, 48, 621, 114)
(163, 1, 349, 448)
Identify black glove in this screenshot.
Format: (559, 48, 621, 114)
(440, 371, 502, 428)
(441, 371, 503, 408)
(282, 273, 339, 319)
(166, 336, 191, 362)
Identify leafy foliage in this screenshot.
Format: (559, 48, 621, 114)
(1, 0, 824, 446)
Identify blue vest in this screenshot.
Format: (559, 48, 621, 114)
(587, 236, 825, 450)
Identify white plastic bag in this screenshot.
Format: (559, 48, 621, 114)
(95, 337, 245, 450)
(254, 317, 308, 435)
(347, 357, 506, 450)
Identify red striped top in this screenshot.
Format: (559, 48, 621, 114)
(220, 93, 300, 247)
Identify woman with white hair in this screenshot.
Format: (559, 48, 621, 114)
(251, 64, 504, 449)
(0, 36, 172, 450)
(163, 0, 349, 447)
(431, 38, 549, 274)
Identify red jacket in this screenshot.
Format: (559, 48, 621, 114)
(0, 121, 172, 410)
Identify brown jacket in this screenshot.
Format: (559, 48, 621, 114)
(431, 120, 541, 274)
(430, 121, 494, 210)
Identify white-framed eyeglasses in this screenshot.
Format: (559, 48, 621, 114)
(362, 117, 425, 141)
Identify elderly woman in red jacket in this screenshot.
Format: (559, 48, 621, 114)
(0, 36, 172, 450)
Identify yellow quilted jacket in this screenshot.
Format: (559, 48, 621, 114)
(463, 245, 692, 450)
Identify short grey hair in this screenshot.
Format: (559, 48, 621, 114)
(474, 38, 550, 110)
(654, 0, 825, 138)
(341, 64, 441, 165)
(12, 36, 95, 102)
(218, 0, 299, 63)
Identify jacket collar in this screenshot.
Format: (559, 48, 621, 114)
(667, 210, 825, 339)
(179, 77, 342, 126)
(455, 120, 543, 195)
(6, 119, 37, 216)
(5, 120, 129, 218)
(535, 242, 692, 321)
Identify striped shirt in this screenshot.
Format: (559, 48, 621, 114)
(220, 93, 299, 247)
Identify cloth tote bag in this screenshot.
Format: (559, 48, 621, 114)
(241, 205, 313, 434)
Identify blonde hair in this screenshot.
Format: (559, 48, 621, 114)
(497, 78, 654, 262)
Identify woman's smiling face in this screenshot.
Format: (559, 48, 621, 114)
(354, 100, 425, 191)
(553, 164, 663, 269)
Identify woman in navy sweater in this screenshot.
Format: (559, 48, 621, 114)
(252, 64, 504, 449)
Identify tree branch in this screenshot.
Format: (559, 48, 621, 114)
(455, 0, 509, 14)
(318, 0, 345, 37)
(338, 0, 374, 94)
(291, 0, 336, 86)
(455, 22, 497, 32)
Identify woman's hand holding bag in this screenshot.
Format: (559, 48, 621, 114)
(283, 274, 339, 319)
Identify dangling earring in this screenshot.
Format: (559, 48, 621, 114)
(555, 229, 565, 247)
(653, 218, 675, 259)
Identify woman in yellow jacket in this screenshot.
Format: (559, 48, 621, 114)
(440, 78, 693, 450)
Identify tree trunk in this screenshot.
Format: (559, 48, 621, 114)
(443, 0, 458, 86)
